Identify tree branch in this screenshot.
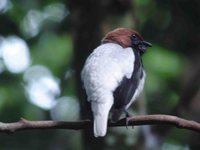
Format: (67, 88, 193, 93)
(0, 115, 200, 134)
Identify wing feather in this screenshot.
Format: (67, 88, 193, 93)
(112, 49, 143, 120)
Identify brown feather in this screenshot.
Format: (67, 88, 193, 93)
(102, 28, 143, 48)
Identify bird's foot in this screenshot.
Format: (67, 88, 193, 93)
(124, 110, 130, 129)
(124, 110, 134, 129)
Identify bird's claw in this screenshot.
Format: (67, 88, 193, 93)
(125, 118, 129, 129)
(124, 110, 134, 129)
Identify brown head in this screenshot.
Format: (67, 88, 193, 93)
(102, 28, 152, 54)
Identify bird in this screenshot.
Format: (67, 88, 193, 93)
(81, 28, 151, 137)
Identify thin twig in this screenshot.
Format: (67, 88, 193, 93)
(0, 115, 200, 134)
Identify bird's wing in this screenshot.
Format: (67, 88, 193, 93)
(113, 49, 143, 110)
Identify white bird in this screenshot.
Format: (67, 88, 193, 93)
(81, 28, 151, 137)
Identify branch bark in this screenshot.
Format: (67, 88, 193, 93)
(0, 115, 200, 134)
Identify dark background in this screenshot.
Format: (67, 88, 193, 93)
(0, 0, 200, 149)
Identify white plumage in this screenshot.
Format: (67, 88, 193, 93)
(81, 43, 137, 137)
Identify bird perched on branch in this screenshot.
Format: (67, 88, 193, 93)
(81, 28, 152, 137)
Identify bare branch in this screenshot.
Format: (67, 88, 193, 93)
(0, 115, 200, 134)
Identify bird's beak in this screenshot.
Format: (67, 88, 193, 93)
(139, 41, 152, 54)
(142, 41, 152, 47)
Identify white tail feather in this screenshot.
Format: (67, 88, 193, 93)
(93, 113, 109, 137)
(91, 101, 113, 137)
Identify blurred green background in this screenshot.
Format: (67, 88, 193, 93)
(0, 0, 200, 149)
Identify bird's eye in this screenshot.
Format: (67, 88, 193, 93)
(132, 35, 137, 39)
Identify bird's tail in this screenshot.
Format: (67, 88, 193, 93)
(93, 112, 109, 137)
(91, 102, 112, 137)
